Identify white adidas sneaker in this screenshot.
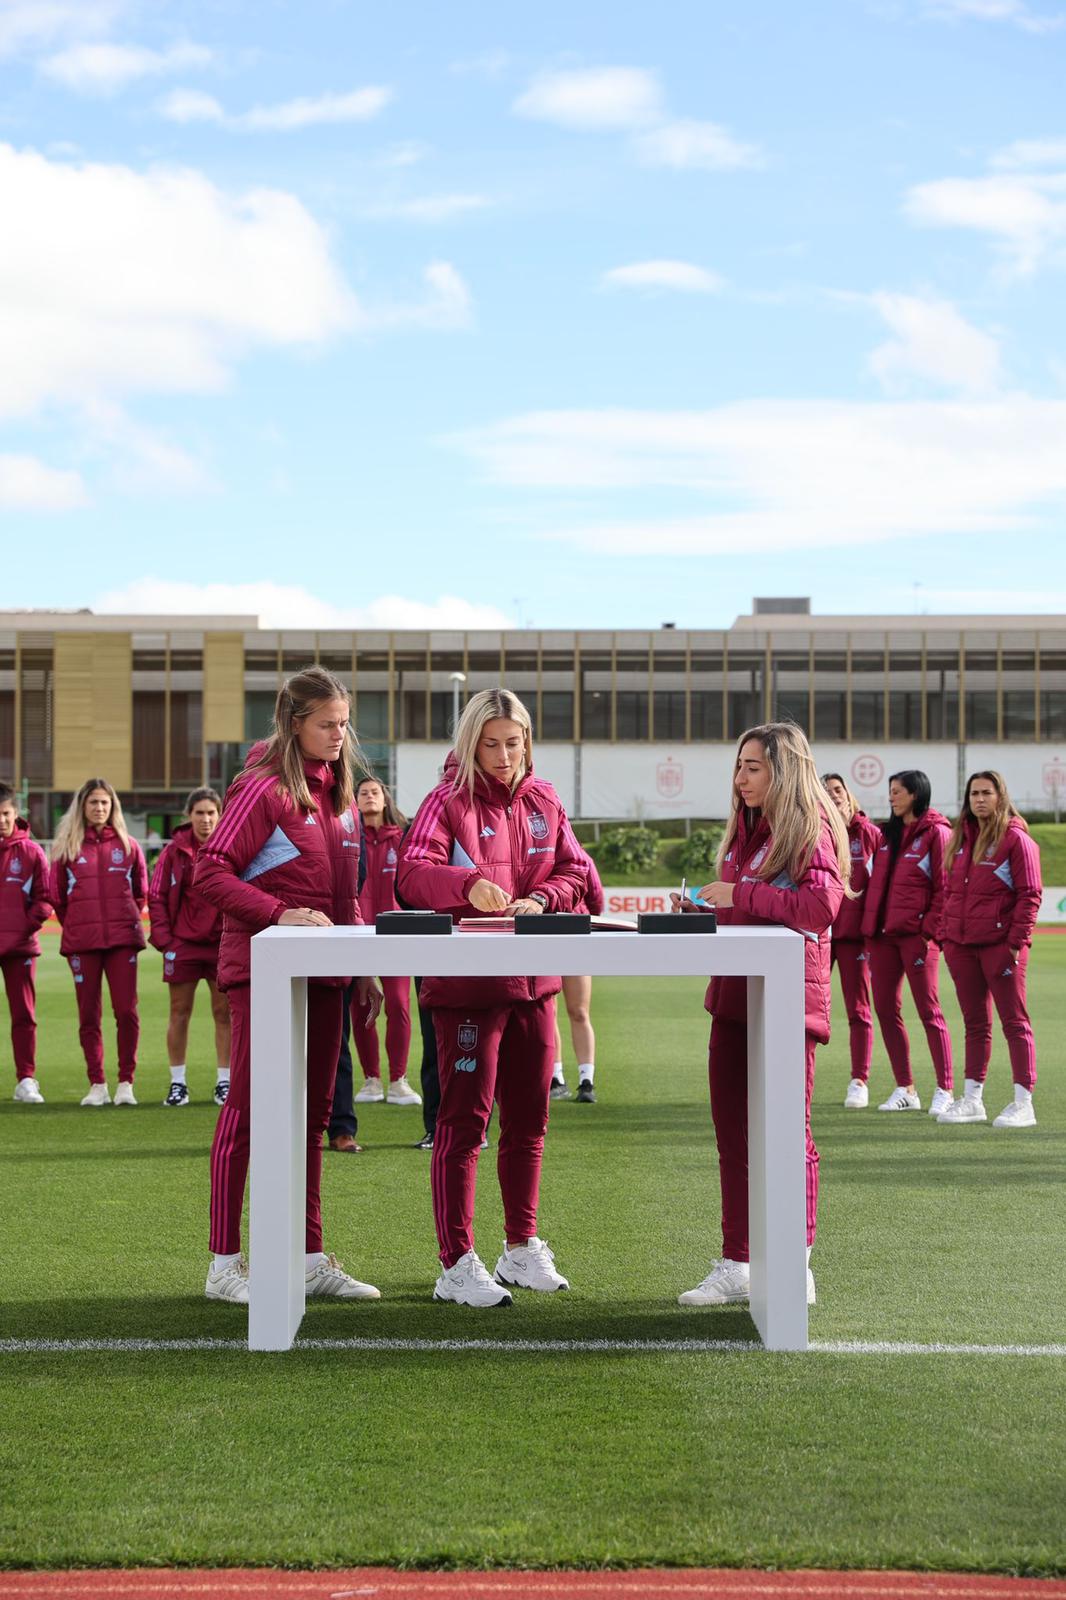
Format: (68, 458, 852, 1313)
(305, 1252, 380, 1300)
(928, 1088, 954, 1117)
(113, 1082, 138, 1107)
(354, 1077, 385, 1103)
(992, 1100, 1037, 1129)
(80, 1082, 111, 1107)
(494, 1237, 570, 1293)
(386, 1075, 422, 1106)
(205, 1257, 249, 1303)
(877, 1086, 921, 1112)
(843, 1078, 869, 1109)
(13, 1078, 44, 1104)
(937, 1096, 987, 1124)
(678, 1259, 750, 1306)
(434, 1249, 512, 1307)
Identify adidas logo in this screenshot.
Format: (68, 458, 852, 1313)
(454, 1057, 477, 1073)
(480, 827, 495, 838)
(304, 816, 317, 826)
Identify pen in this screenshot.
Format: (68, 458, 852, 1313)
(678, 876, 686, 912)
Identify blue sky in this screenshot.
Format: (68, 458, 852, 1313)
(1, 0, 1065, 629)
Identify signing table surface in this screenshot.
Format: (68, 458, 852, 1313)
(249, 924, 807, 1352)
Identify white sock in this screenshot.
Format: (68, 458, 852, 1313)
(964, 1078, 983, 1101)
(1015, 1084, 1033, 1106)
(806, 1245, 812, 1265)
(170, 1064, 186, 1085)
(212, 1252, 240, 1272)
(578, 1062, 595, 1084)
(305, 1251, 327, 1273)
(216, 1065, 230, 1084)
(552, 1060, 564, 1082)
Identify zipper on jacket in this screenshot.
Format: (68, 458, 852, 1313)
(506, 801, 536, 1000)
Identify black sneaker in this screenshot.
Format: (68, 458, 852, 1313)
(576, 1080, 596, 1104)
(164, 1082, 190, 1108)
(549, 1079, 572, 1100)
(213, 1081, 229, 1106)
(414, 1132, 434, 1150)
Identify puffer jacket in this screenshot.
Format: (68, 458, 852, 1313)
(861, 808, 950, 942)
(358, 822, 405, 924)
(397, 754, 586, 1009)
(148, 823, 223, 956)
(50, 825, 147, 957)
(831, 811, 881, 943)
(561, 818, 605, 915)
(705, 808, 844, 1044)
(194, 755, 363, 990)
(0, 818, 52, 959)
(939, 817, 1042, 949)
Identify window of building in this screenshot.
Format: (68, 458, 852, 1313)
(1001, 638, 1036, 740)
(888, 649, 923, 739)
(1003, 690, 1036, 739)
(770, 649, 810, 732)
(1039, 646, 1066, 740)
(654, 691, 687, 740)
(580, 652, 612, 740)
(690, 649, 724, 741)
(727, 651, 763, 739)
(925, 644, 960, 740)
(19, 650, 52, 784)
(850, 651, 885, 741)
(133, 691, 166, 785)
(540, 691, 574, 741)
(170, 691, 203, 786)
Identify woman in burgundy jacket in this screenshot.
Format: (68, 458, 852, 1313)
(1, 785, 52, 1103)
(861, 769, 954, 1117)
(397, 687, 587, 1308)
(148, 786, 231, 1109)
(673, 723, 848, 1312)
(937, 770, 1043, 1129)
(50, 778, 147, 1107)
(350, 775, 419, 1107)
(194, 665, 383, 1306)
(822, 774, 882, 1110)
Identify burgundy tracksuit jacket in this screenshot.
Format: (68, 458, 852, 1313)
(939, 818, 1042, 1090)
(0, 819, 52, 1081)
(148, 823, 223, 984)
(830, 810, 881, 1082)
(862, 809, 954, 1093)
(351, 821, 412, 1082)
(397, 756, 586, 1267)
(704, 809, 844, 1261)
(50, 826, 147, 1085)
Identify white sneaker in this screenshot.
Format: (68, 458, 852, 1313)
(937, 1096, 987, 1124)
(807, 1268, 816, 1306)
(305, 1252, 381, 1300)
(494, 1237, 570, 1293)
(992, 1099, 1037, 1129)
(354, 1077, 385, 1103)
(928, 1088, 954, 1117)
(678, 1259, 750, 1306)
(205, 1256, 249, 1303)
(843, 1078, 869, 1109)
(13, 1078, 44, 1104)
(80, 1082, 111, 1107)
(877, 1086, 921, 1112)
(386, 1075, 422, 1106)
(434, 1249, 513, 1307)
(113, 1081, 137, 1107)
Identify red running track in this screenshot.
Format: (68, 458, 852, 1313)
(0, 1573, 1064, 1599)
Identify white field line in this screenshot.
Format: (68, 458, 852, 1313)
(1, 1336, 1064, 1356)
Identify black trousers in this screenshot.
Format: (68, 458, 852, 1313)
(328, 981, 358, 1141)
(416, 978, 440, 1138)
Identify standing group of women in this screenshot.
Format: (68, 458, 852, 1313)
(0, 666, 1045, 1315)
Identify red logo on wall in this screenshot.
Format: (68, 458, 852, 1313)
(851, 755, 884, 788)
(656, 759, 684, 798)
(1043, 759, 1065, 796)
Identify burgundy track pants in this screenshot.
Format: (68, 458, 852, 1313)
(708, 1018, 819, 1263)
(209, 982, 344, 1256)
(943, 940, 1036, 1091)
(431, 997, 556, 1269)
(1, 954, 37, 1080)
(830, 939, 873, 1081)
(868, 934, 953, 1092)
(351, 974, 412, 1081)
(68, 947, 140, 1085)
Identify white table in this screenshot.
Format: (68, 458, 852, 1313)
(249, 925, 807, 1353)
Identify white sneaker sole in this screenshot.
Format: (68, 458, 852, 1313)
(433, 1285, 512, 1308)
(494, 1268, 570, 1293)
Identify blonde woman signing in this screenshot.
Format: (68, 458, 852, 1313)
(50, 778, 148, 1107)
(194, 666, 383, 1306)
(673, 724, 848, 1309)
(937, 771, 1042, 1129)
(397, 688, 587, 1307)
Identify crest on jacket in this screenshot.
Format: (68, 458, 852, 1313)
(111, 848, 124, 865)
(341, 810, 356, 833)
(458, 1022, 478, 1050)
(528, 813, 549, 840)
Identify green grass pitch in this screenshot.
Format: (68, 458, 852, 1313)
(0, 936, 1063, 1573)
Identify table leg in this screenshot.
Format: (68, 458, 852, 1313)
(249, 974, 307, 1352)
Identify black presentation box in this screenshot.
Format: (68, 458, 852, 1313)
(637, 911, 717, 934)
(375, 911, 453, 936)
(514, 913, 592, 936)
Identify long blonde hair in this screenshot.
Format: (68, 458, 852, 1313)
(52, 778, 131, 864)
(946, 770, 1028, 873)
(451, 688, 533, 797)
(246, 665, 363, 815)
(718, 723, 853, 892)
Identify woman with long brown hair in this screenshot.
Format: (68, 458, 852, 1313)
(195, 665, 383, 1305)
(351, 774, 419, 1107)
(937, 770, 1042, 1128)
(674, 723, 848, 1310)
(821, 773, 881, 1109)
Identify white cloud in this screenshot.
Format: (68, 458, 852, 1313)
(450, 398, 1066, 552)
(602, 260, 725, 294)
(513, 67, 663, 131)
(924, 0, 1064, 31)
(904, 172, 1066, 273)
(992, 137, 1066, 169)
(0, 1, 124, 58)
(633, 119, 764, 171)
(379, 140, 432, 168)
(157, 84, 392, 132)
(0, 453, 88, 509)
(375, 193, 491, 223)
(93, 579, 514, 631)
(41, 41, 212, 95)
(450, 50, 511, 79)
(867, 293, 1002, 394)
(376, 262, 474, 331)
